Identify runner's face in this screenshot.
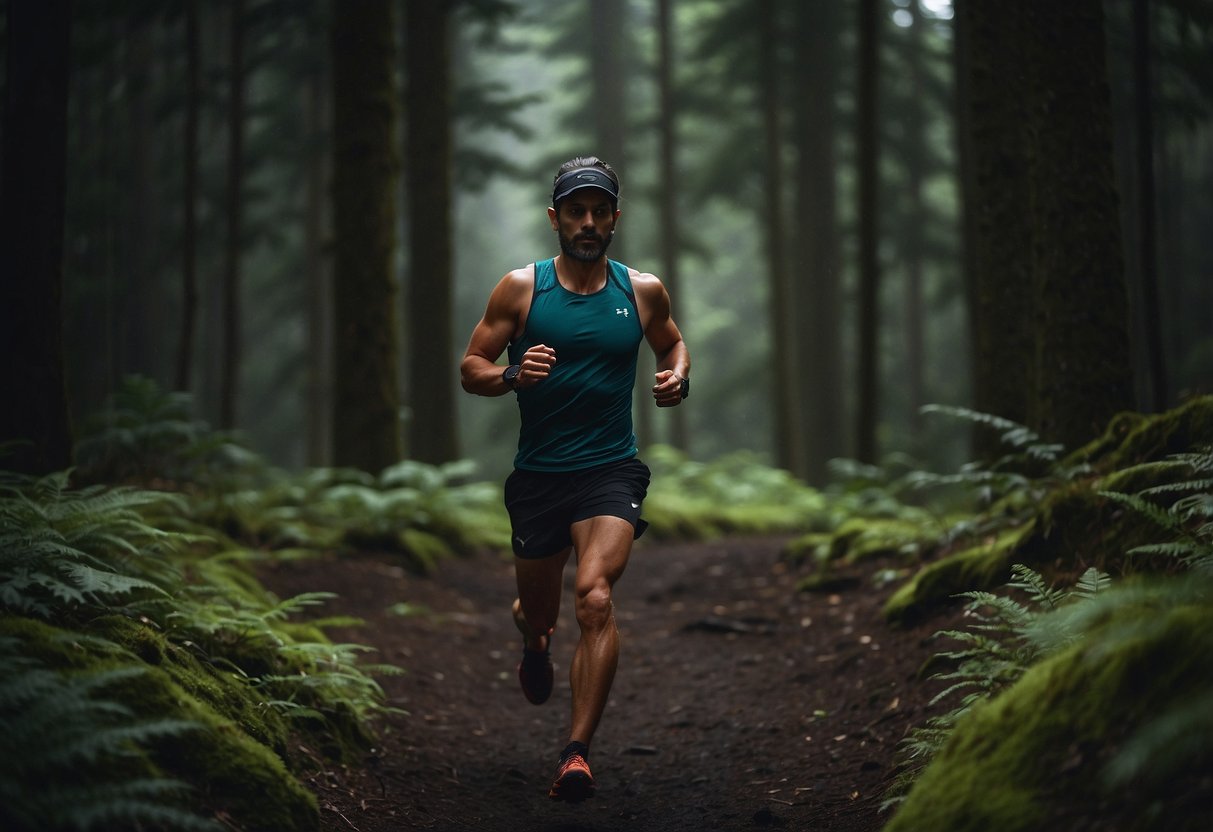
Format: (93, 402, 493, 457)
(551, 191, 618, 263)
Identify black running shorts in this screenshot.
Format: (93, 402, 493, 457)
(504, 457, 651, 559)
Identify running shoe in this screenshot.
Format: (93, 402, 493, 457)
(548, 752, 595, 802)
(517, 644, 553, 705)
(513, 601, 553, 705)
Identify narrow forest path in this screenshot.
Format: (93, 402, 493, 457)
(259, 536, 957, 832)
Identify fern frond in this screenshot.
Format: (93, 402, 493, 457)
(1073, 567, 1112, 599)
(1098, 490, 1181, 533)
(1007, 564, 1066, 610)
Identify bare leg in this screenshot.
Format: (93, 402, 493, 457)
(566, 516, 635, 745)
(514, 547, 571, 652)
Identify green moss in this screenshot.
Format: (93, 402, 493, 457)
(827, 517, 939, 563)
(885, 599, 1213, 832)
(0, 616, 319, 831)
(1066, 395, 1213, 471)
(86, 615, 292, 755)
(399, 527, 454, 573)
(783, 532, 832, 566)
(884, 522, 1035, 623)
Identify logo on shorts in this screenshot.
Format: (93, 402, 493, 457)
(631, 502, 640, 509)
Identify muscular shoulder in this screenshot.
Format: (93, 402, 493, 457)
(487, 264, 536, 312)
(626, 268, 671, 318)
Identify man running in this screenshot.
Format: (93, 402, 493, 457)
(460, 156, 690, 802)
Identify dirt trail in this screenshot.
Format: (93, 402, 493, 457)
(259, 536, 956, 832)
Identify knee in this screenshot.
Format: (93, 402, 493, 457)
(575, 580, 613, 631)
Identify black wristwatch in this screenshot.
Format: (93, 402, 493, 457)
(502, 364, 522, 389)
(678, 375, 690, 400)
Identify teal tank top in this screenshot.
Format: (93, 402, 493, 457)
(508, 258, 643, 471)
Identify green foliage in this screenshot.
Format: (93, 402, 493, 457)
(199, 458, 512, 569)
(0, 471, 183, 618)
(0, 467, 397, 829)
(887, 446, 1213, 826)
(885, 563, 1112, 808)
(643, 446, 829, 539)
(0, 636, 221, 832)
(74, 376, 264, 487)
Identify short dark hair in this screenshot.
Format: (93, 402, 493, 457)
(552, 156, 619, 209)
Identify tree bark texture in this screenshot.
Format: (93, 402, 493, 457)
(760, 0, 802, 475)
(330, 0, 402, 472)
(958, 0, 1036, 452)
(1024, 0, 1133, 448)
(958, 0, 1133, 452)
(404, 0, 459, 464)
(792, 0, 844, 483)
(0, 0, 75, 474)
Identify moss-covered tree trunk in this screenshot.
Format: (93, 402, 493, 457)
(0, 0, 74, 474)
(959, 0, 1035, 455)
(792, 0, 844, 485)
(958, 0, 1131, 454)
(1025, 0, 1133, 449)
(330, 0, 402, 472)
(403, 0, 458, 465)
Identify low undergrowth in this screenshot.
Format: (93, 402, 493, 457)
(880, 424, 1213, 830)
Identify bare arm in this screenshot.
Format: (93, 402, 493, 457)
(460, 267, 555, 396)
(632, 271, 690, 408)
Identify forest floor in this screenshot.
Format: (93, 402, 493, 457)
(258, 535, 966, 832)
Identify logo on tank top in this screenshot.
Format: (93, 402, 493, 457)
(615, 308, 629, 317)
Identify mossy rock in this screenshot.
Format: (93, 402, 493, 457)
(0, 616, 319, 832)
(783, 532, 833, 566)
(884, 590, 1213, 832)
(824, 516, 939, 564)
(885, 474, 1178, 623)
(1066, 395, 1213, 472)
(884, 521, 1036, 623)
(86, 614, 292, 755)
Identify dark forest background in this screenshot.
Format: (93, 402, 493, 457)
(3, 0, 1212, 484)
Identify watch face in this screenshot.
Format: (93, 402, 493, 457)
(503, 364, 521, 385)
(680, 376, 690, 399)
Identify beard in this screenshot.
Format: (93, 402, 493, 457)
(558, 228, 614, 263)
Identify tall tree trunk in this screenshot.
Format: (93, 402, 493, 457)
(903, 0, 927, 449)
(656, 0, 688, 452)
(855, 0, 880, 465)
(0, 0, 74, 474)
(305, 51, 332, 467)
(1024, 0, 1133, 447)
(404, 0, 459, 464)
(330, 0, 402, 472)
(220, 0, 246, 429)
(123, 15, 158, 384)
(178, 0, 200, 393)
(958, 0, 1035, 455)
(758, 0, 801, 474)
(588, 0, 646, 446)
(1132, 0, 1166, 411)
(792, 0, 844, 484)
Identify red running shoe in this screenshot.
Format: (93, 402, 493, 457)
(548, 753, 595, 802)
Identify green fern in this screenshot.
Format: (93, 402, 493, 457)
(884, 562, 1111, 809)
(0, 637, 220, 832)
